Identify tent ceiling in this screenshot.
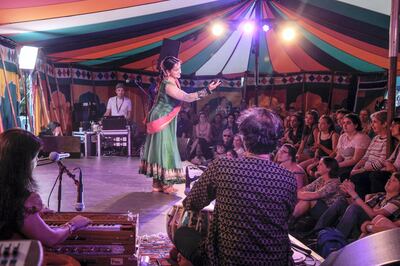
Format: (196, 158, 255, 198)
(0, 0, 395, 77)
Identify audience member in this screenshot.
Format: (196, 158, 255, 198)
(283, 113, 303, 148)
(350, 110, 388, 199)
(293, 157, 343, 221)
(302, 115, 339, 178)
(359, 108, 374, 138)
(314, 173, 400, 240)
(369, 118, 400, 193)
(360, 214, 400, 238)
(276, 144, 307, 189)
(335, 113, 370, 180)
(225, 113, 238, 134)
(232, 134, 245, 157)
(334, 108, 351, 134)
(297, 110, 319, 162)
(211, 113, 224, 144)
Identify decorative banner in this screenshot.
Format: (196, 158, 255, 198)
(38, 61, 352, 87)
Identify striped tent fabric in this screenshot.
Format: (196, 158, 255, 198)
(0, 0, 394, 77)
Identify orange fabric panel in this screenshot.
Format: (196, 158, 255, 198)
(266, 30, 301, 73)
(51, 6, 236, 62)
(275, 3, 390, 69)
(283, 42, 329, 71)
(0, 0, 163, 24)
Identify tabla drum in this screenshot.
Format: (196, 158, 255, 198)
(166, 202, 214, 242)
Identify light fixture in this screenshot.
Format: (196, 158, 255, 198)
(211, 22, 225, 36)
(281, 26, 296, 41)
(241, 21, 255, 34)
(18, 46, 39, 70)
(262, 24, 270, 32)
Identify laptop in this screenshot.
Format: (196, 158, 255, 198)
(102, 116, 127, 130)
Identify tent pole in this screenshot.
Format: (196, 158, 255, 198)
(387, 0, 399, 156)
(328, 72, 335, 114)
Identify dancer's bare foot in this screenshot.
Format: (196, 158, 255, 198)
(152, 179, 163, 192)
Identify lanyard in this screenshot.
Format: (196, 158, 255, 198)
(116, 97, 124, 113)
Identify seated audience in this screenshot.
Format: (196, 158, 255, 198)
(220, 128, 234, 151)
(226, 149, 238, 159)
(191, 143, 207, 166)
(225, 113, 238, 135)
(359, 108, 374, 138)
(350, 110, 388, 199)
(232, 134, 245, 157)
(334, 108, 351, 134)
(174, 108, 297, 265)
(283, 113, 303, 149)
(335, 113, 370, 181)
(0, 129, 91, 246)
(297, 110, 319, 162)
(314, 173, 400, 240)
(302, 115, 339, 179)
(211, 113, 224, 144)
(293, 157, 343, 221)
(276, 144, 307, 189)
(368, 118, 400, 194)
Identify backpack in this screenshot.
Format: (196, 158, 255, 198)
(317, 227, 347, 258)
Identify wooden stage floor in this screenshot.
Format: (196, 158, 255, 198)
(34, 156, 187, 236)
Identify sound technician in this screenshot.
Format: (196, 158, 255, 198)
(104, 82, 132, 120)
(0, 129, 91, 247)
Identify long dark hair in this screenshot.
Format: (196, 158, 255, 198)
(0, 129, 42, 239)
(160, 56, 180, 80)
(321, 157, 339, 179)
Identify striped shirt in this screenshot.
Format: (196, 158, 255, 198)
(362, 135, 387, 171)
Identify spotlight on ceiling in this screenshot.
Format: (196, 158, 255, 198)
(241, 20, 255, 34)
(281, 26, 296, 41)
(211, 22, 225, 36)
(262, 24, 270, 32)
(19, 46, 39, 70)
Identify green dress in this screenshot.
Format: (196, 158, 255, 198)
(139, 80, 185, 184)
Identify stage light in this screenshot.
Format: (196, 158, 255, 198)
(19, 46, 39, 70)
(241, 21, 255, 34)
(211, 22, 225, 36)
(262, 24, 270, 32)
(281, 26, 296, 41)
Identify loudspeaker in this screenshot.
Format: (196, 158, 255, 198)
(40, 136, 81, 158)
(158, 38, 181, 70)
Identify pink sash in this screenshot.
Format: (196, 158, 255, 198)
(146, 105, 181, 134)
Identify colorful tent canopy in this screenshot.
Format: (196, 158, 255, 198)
(0, 0, 394, 77)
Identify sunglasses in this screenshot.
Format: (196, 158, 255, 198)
(223, 135, 232, 137)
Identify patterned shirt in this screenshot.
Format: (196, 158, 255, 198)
(302, 177, 343, 207)
(367, 192, 400, 220)
(183, 157, 297, 266)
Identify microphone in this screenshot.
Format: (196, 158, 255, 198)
(75, 172, 85, 212)
(49, 152, 70, 161)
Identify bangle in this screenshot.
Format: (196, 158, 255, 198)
(205, 86, 212, 95)
(64, 222, 74, 235)
(353, 195, 361, 201)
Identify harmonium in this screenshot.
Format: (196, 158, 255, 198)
(41, 212, 139, 266)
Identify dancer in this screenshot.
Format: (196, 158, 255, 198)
(140, 56, 221, 193)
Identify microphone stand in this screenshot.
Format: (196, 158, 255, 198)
(56, 161, 79, 213)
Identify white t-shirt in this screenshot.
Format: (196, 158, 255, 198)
(106, 96, 132, 118)
(337, 132, 370, 161)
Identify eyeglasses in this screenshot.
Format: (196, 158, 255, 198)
(223, 135, 232, 137)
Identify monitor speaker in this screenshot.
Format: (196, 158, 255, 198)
(158, 39, 181, 70)
(40, 136, 81, 158)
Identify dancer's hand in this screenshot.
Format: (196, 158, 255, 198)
(208, 80, 222, 91)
